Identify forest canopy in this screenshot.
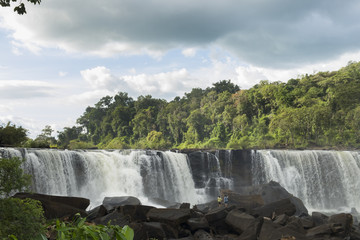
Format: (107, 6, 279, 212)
(2, 62, 360, 150)
(53, 62, 360, 150)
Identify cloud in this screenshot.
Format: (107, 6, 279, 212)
(182, 48, 197, 57)
(0, 80, 58, 99)
(59, 71, 68, 77)
(1, 0, 360, 68)
(80, 66, 195, 99)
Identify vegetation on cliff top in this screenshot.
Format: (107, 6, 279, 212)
(2, 61, 360, 150)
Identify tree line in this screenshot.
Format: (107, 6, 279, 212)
(2, 61, 360, 150)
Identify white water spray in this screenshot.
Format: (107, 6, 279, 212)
(252, 150, 360, 213)
(0, 148, 206, 207)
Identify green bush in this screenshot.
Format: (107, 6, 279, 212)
(0, 198, 46, 239)
(0, 157, 31, 197)
(55, 213, 134, 240)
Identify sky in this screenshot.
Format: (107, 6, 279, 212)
(1, 0, 360, 139)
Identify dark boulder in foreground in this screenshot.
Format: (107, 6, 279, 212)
(13, 192, 89, 219)
(102, 196, 141, 211)
(15, 181, 360, 239)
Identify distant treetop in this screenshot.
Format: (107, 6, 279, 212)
(0, 0, 41, 14)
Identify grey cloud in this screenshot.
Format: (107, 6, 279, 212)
(0, 83, 55, 99)
(5, 0, 360, 68)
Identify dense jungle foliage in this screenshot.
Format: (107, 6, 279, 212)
(53, 61, 360, 150)
(2, 62, 360, 150)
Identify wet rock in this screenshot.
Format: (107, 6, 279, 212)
(273, 214, 289, 226)
(131, 222, 178, 240)
(93, 209, 130, 226)
(187, 217, 210, 232)
(87, 204, 108, 221)
(180, 203, 191, 209)
(240, 181, 308, 216)
(251, 198, 296, 218)
(225, 210, 257, 234)
(102, 196, 141, 211)
(328, 213, 353, 237)
(204, 207, 228, 223)
(147, 208, 191, 227)
(118, 205, 154, 222)
(306, 223, 333, 238)
(312, 211, 329, 226)
(194, 229, 214, 240)
(220, 189, 264, 210)
(13, 192, 89, 219)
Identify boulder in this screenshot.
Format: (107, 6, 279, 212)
(130, 222, 178, 240)
(273, 214, 290, 226)
(311, 211, 329, 226)
(93, 209, 130, 226)
(258, 219, 283, 240)
(259, 218, 307, 240)
(328, 213, 353, 237)
(147, 208, 191, 227)
(187, 217, 210, 232)
(194, 229, 214, 240)
(204, 207, 228, 223)
(299, 216, 314, 229)
(13, 192, 89, 219)
(225, 210, 263, 240)
(180, 203, 191, 209)
(306, 223, 333, 238)
(86, 204, 108, 221)
(102, 196, 141, 211)
(220, 189, 264, 210)
(118, 205, 154, 222)
(251, 198, 296, 218)
(240, 181, 308, 216)
(225, 210, 256, 234)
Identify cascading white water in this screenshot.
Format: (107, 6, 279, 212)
(251, 150, 360, 213)
(0, 148, 206, 207)
(206, 152, 233, 191)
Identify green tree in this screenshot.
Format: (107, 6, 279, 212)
(0, 0, 41, 14)
(0, 122, 28, 147)
(0, 157, 46, 239)
(0, 157, 31, 197)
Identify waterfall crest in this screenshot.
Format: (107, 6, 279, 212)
(252, 150, 360, 212)
(0, 148, 205, 207)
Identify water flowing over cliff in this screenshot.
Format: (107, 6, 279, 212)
(0, 148, 208, 207)
(251, 150, 360, 213)
(1, 147, 359, 213)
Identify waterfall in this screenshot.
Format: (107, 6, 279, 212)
(203, 152, 233, 196)
(251, 150, 360, 212)
(0, 148, 205, 207)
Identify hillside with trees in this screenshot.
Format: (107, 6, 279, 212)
(51, 61, 360, 150)
(2, 62, 360, 150)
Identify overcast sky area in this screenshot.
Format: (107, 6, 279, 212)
(1, 0, 360, 139)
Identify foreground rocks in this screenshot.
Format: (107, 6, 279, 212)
(13, 182, 360, 240)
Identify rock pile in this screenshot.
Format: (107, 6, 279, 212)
(13, 182, 360, 240)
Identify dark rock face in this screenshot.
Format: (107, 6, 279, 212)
(184, 150, 253, 192)
(147, 208, 191, 227)
(13, 192, 89, 219)
(240, 181, 308, 216)
(19, 190, 359, 239)
(251, 198, 297, 218)
(102, 196, 141, 211)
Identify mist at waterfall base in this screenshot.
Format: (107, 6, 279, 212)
(1, 148, 359, 215)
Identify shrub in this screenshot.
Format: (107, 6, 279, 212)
(55, 213, 134, 240)
(0, 198, 46, 239)
(0, 157, 31, 197)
